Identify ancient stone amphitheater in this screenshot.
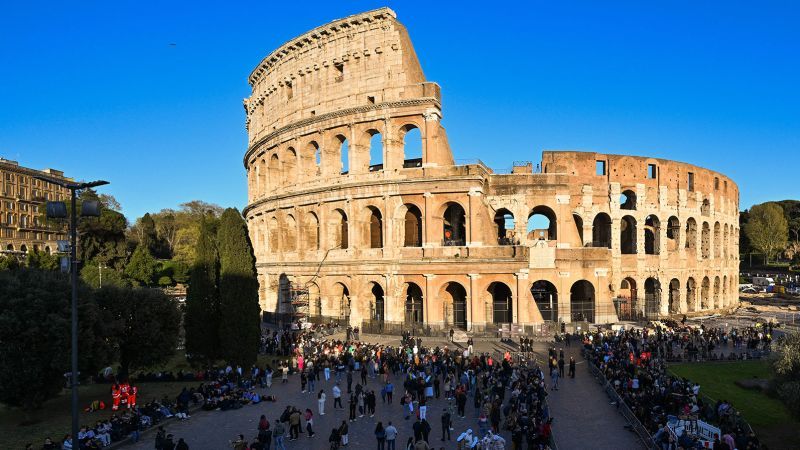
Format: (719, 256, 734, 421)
(242, 8, 739, 333)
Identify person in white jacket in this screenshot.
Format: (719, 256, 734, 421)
(318, 389, 327, 415)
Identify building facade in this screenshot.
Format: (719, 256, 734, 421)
(242, 8, 739, 330)
(0, 158, 70, 257)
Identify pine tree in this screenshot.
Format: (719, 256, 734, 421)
(217, 208, 261, 367)
(139, 212, 158, 253)
(125, 243, 157, 286)
(183, 215, 220, 363)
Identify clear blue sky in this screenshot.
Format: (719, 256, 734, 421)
(1, 1, 798, 221)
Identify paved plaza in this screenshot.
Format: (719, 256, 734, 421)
(125, 334, 643, 449)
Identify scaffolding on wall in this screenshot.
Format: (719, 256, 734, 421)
(283, 282, 310, 322)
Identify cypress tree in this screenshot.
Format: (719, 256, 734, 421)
(183, 215, 220, 363)
(217, 208, 261, 367)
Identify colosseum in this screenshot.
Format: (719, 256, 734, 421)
(242, 7, 739, 333)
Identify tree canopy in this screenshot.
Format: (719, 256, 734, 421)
(745, 202, 788, 263)
(183, 215, 220, 363)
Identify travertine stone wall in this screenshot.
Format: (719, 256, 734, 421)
(243, 8, 740, 329)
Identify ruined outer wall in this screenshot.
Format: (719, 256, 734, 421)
(243, 9, 740, 330)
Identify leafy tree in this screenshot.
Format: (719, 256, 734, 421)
(76, 189, 128, 270)
(217, 208, 261, 366)
(26, 250, 59, 271)
(772, 332, 800, 418)
(739, 210, 752, 255)
(745, 202, 788, 264)
(125, 244, 158, 286)
(80, 259, 128, 289)
(0, 255, 21, 271)
(131, 213, 158, 254)
(95, 286, 181, 378)
(183, 215, 220, 363)
(173, 223, 200, 264)
(0, 269, 111, 414)
(153, 211, 178, 257)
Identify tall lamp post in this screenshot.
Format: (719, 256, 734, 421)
(34, 176, 109, 445)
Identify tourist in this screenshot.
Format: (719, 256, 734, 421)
(328, 427, 340, 450)
(375, 422, 387, 450)
(385, 421, 398, 450)
(568, 356, 576, 378)
(318, 389, 327, 415)
(304, 408, 315, 438)
(440, 408, 451, 441)
(339, 420, 349, 446)
(333, 383, 343, 409)
(273, 418, 285, 450)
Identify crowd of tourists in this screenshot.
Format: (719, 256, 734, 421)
(582, 323, 764, 449)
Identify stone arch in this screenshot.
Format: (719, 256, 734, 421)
(304, 212, 320, 251)
(283, 147, 298, 185)
(531, 280, 558, 322)
(713, 222, 721, 259)
(713, 276, 721, 309)
(701, 222, 711, 259)
(685, 218, 697, 251)
(701, 198, 710, 216)
(329, 282, 351, 323)
(441, 281, 468, 330)
(404, 282, 424, 325)
(269, 153, 280, 190)
(573, 213, 584, 244)
(369, 281, 385, 324)
(268, 216, 279, 253)
(701, 277, 710, 309)
(620, 189, 637, 210)
(644, 278, 661, 318)
(366, 129, 383, 171)
(620, 215, 637, 254)
(5, 244, 11, 251)
(330, 208, 348, 249)
(488, 281, 513, 324)
(307, 140, 321, 175)
(284, 214, 298, 252)
(20, 244, 28, 254)
(592, 212, 612, 248)
(617, 277, 640, 320)
(258, 158, 267, 195)
(494, 208, 516, 245)
(722, 275, 728, 308)
(401, 203, 423, 247)
(400, 124, 422, 164)
(686, 277, 697, 312)
(336, 134, 349, 174)
(666, 216, 680, 251)
(644, 215, 661, 255)
(441, 202, 466, 246)
(723, 224, 729, 259)
(367, 206, 383, 248)
(308, 282, 322, 317)
(44, 246, 51, 255)
(570, 280, 595, 323)
(669, 278, 681, 314)
(527, 205, 557, 241)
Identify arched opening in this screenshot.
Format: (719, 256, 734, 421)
(332, 209, 348, 249)
(284, 147, 297, 185)
(527, 206, 557, 241)
(284, 215, 297, 252)
(644, 215, 660, 255)
(494, 208, 516, 245)
(620, 190, 637, 210)
(722, 275, 728, 308)
(45, 246, 51, 255)
(32, 245, 39, 253)
(713, 222, 721, 259)
(667, 216, 680, 250)
(442, 202, 466, 246)
(570, 280, 595, 323)
(308, 283, 322, 317)
(368, 131, 383, 171)
(573, 213, 584, 244)
(403, 204, 422, 247)
(620, 215, 637, 254)
(405, 283, 424, 325)
(701, 277, 710, 309)
(20, 244, 28, 254)
(333, 283, 351, 324)
(592, 213, 612, 248)
(269, 154, 280, 189)
(258, 158, 267, 194)
(723, 224, 729, 259)
(701, 222, 711, 259)
(309, 141, 321, 172)
(701, 199, 710, 216)
(370, 283, 385, 325)
(531, 280, 558, 322)
(337, 135, 349, 174)
(488, 282, 513, 324)
(401, 125, 422, 166)
(617, 277, 639, 320)
(305, 212, 320, 251)
(685, 218, 697, 251)
(686, 278, 697, 312)
(644, 278, 661, 318)
(443, 282, 468, 330)
(713, 276, 721, 309)
(669, 279, 681, 314)
(368, 206, 383, 248)
(268, 217, 279, 253)
(5, 244, 12, 251)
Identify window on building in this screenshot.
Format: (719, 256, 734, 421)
(595, 160, 606, 176)
(334, 62, 344, 82)
(688, 172, 695, 192)
(714, 177, 719, 190)
(647, 164, 657, 179)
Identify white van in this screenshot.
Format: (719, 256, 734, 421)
(752, 277, 775, 287)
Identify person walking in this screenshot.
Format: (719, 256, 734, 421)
(385, 381, 394, 404)
(304, 409, 315, 438)
(274, 419, 286, 450)
(385, 422, 398, 450)
(558, 356, 565, 378)
(568, 356, 576, 378)
(289, 408, 302, 440)
(440, 408, 451, 441)
(318, 390, 327, 415)
(333, 383, 343, 409)
(349, 392, 358, 421)
(551, 367, 560, 390)
(339, 420, 349, 447)
(375, 422, 386, 450)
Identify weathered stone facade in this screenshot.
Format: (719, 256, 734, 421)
(242, 8, 739, 330)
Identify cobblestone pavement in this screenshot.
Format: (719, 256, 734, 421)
(123, 334, 643, 450)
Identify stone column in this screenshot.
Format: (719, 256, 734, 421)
(514, 272, 527, 324)
(468, 274, 480, 330)
(423, 192, 435, 247)
(423, 274, 435, 327)
(467, 189, 483, 246)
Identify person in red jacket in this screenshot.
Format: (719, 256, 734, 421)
(119, 382, 129, 409)
(128, 385, 137, 408)
(111, 384, 121, 411)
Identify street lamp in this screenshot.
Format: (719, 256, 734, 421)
(34, 176, 109, 446)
